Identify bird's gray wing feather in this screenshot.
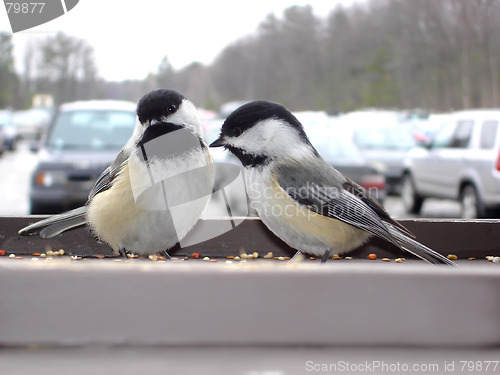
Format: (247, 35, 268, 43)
(275, 161, 454, 265)
(342, 177, 415, 238)
(19, 148, 130, 237)
(18, 206, 87, 237)
(88, 148, 130, 200)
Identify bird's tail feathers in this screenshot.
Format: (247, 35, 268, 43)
(386, 224, 456, 266)
(18, 206, 87, 238)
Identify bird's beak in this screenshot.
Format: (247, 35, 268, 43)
(210, 136, 226, 147)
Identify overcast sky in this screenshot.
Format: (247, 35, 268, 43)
(1, 0, 359, 81)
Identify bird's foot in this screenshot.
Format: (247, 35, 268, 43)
(119, 248, 127, 259)
(321, 250, 331, 263)
(289, 250, 302, 263)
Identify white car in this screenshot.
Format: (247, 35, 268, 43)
(402, 109, 500, 218)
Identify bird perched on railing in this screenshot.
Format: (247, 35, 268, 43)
(19, 89, 214, 258)
(210, 100, 454, 265)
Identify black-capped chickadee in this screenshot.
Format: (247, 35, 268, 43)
(19, 89, 214, 257)
(210, 101, 455, 265)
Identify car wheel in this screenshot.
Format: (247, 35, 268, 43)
(401, 173, 424, 214)
(460, 185, 484, 219)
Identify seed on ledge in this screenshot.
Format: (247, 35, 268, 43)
(382, 258, 391, 262)
(368, 254, 377, 260)
(447, 254, 458, 260)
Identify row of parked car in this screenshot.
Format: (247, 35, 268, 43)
(20, 99, 500, 219)
(0, 108, 52, 154)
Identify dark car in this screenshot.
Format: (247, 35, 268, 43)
(29, 100, 137, 214)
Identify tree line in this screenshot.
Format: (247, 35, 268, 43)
(1, 0, 500, 113)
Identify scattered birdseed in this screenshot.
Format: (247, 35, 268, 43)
(31, 253, 41, 256)
(203, 256, 210, 261)
(395, 258, 403, 263)
(94, 254, 106, 259)
(486, 256, 494, 261)
(382, 258, 391, 262)
(58, 249, 65, 256)
(368, 253, 377, 260)
(192, 252, 201, 259)
(493, 257, 500, 263)
(46, 250, 54, 256)
(467, 257, 476, 261)
(31, 257, 39, 261)
(148, 255, 158, 261)
(447, 254, 458, 260)
(332, 255, 341, 260)
(15, 257, 24, 259)
(278, 256, 285, 261)
(226, 260, 233, 264)
(126, 253, 138, 259)
(8, 254, 15, 258)
(209, 259, 218, 263)
(344, 257, 352, 260)
(252, 252, 259, 258)
(226, 256, 235, 259)
(0, 250, 6, 256)
(263, 252, 273, 259)
(310, 257, 316, 260)
(40, 253, 46, 258)
(71, 255, 82, 260)
(234, 256, 241, 261)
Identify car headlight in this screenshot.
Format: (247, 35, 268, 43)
(35, 171, 67, 187)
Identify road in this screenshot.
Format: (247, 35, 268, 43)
(0, 140, 462, 218)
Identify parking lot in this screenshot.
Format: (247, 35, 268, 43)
(0, 139, 462, 218)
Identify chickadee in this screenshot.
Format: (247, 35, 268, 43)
(19, 89, 214, 257)
(210, 101, 454, 265)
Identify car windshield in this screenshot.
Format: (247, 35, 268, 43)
(309, 134, 364, 162)
(353, 126, 415, 150)
(47, 109, 136, 150)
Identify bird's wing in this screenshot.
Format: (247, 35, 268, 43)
(18, 206, 87, 238)
(88, 148, 130, 200)
(19, 148, 131, 238)
(275, 161, 399, 247)
(275, 161, 454, 265)
(342, 177, 415, 238)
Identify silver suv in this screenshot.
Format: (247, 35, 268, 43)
(402, 109, 500, 218)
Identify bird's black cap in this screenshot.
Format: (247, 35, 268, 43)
(137, 89, 185, 124)
(210, 100, 312, 147)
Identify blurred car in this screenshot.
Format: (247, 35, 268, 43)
(402, 109, 500, 218)
(0, 123, 5, 156)
(0, 109, 19, 151)
(338, 111, 416, 195)
(29, 100, 137, 214)
(13, 108, 52, 139)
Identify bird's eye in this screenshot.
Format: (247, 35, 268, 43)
(167, 105, 177, 114)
